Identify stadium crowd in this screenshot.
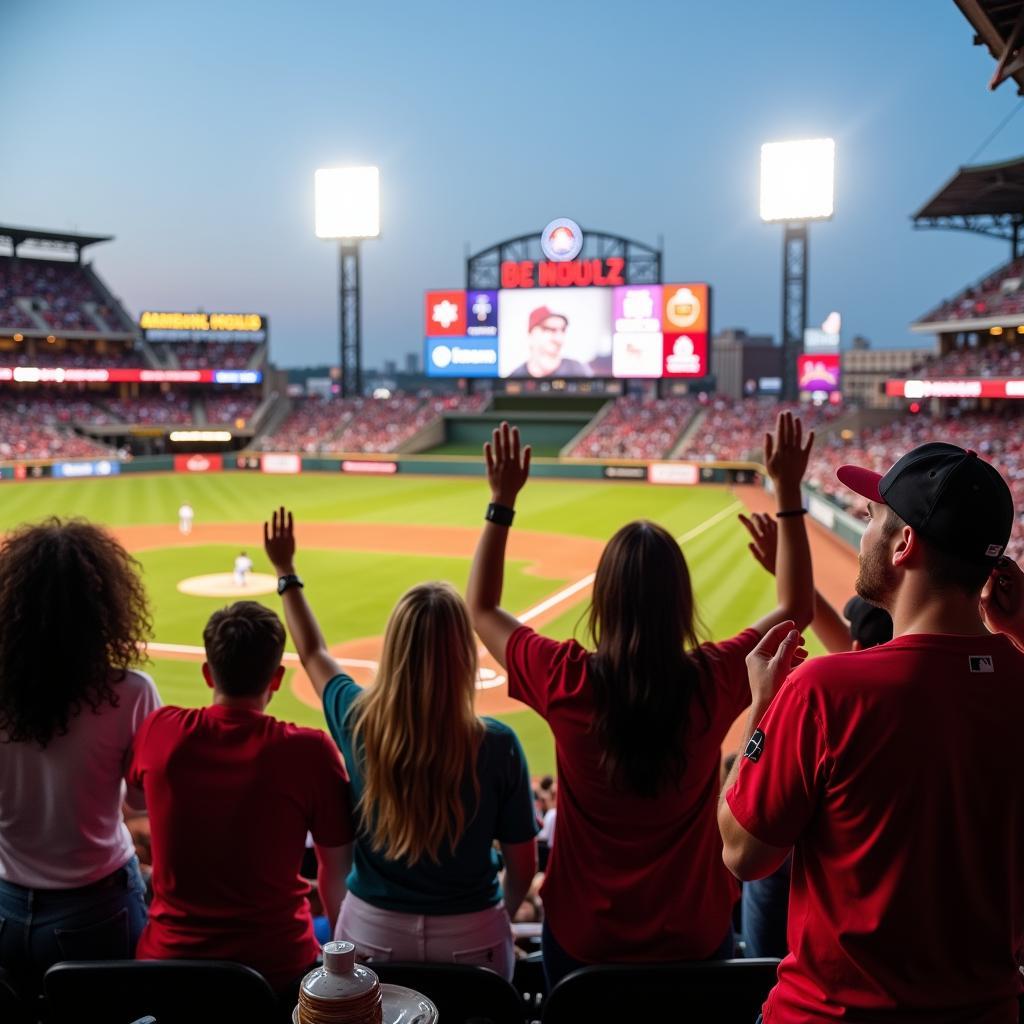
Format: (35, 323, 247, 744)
(204, 391, 261, 424)
(915, 340, 1024, 379)
(807, 410, 1024, 560)
(153, 340, 261, 369)
(680, 397, 844, 462)
(259, 392, 488, 453)
(921, 255, 1024, 324)
(0, 394, 116, 460)
(1, 411, 1022, 1024)
(566, 396, 695, 459)
(0, 345, 139, 368)
(0, 258, 123, 333)
(103, 392, 193, 425)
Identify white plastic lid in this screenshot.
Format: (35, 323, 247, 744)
(323, 940, 356, 974)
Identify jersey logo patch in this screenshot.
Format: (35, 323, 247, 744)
(969, 655, 994, 673)
(743, 729, 766, 763)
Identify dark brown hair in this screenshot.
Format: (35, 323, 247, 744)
(587, 520, 709, 798)
(0, 518, 152, 747)
(203, 602, 286, 697)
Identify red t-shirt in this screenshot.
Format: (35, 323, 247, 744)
(127, 705, 353, 990)
(507, 625, 759, 963)
(727, 633, 1024, 1023)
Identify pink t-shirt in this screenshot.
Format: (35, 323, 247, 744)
(0, 668, 160, 887)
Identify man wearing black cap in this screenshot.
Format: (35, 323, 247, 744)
(720, 443, 1024, 1023)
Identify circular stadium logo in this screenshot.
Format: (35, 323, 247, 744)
(541, 218, 583, 262)
(431, 344, 453, 369)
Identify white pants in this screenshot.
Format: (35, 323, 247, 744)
(234, 571, 246, 586)
(335, 891, 515, 981)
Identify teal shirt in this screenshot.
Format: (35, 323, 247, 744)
(322, 674, 538, 915)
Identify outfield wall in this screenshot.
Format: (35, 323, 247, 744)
(0, 452, 865, 554)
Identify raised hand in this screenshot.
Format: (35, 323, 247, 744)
(980, 556, 1024, 649)
(485, 421, 532, 507)
(745, 619, 808, 709)
(764, 411, 814, 492)
(739, 512, 778, 575)
(263, 506, 296, 575)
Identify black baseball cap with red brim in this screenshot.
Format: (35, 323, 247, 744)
(837, 442, 1014, 565)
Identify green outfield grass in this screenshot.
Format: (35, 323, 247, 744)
(0, 472, 822, 775)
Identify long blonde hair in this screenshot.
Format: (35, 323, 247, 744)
(349, 582, 484, 865)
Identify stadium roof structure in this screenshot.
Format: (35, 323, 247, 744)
(0, 224, 113, 261)
(913, 156, 1024, 252)
(954, 0, 1024, 94)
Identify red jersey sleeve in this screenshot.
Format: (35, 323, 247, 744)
(725, 665, 832, 849)
(699, 627, 760, 723)
(506, 626, 586, 718)
(309, 732, 355, 848)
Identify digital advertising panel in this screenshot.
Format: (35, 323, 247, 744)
(798, 354, 841, 392)
(424, 282, 709, 379)
(498, 287, 613, 378)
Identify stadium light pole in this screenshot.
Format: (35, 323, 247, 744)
(315, 166, 380, 398)
(759, 139, 835, 401)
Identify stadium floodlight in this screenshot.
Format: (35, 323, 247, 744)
(315, 166, 380, 239)
(760, 138, 835, 400)
(759, 139, 835, 223)
(315, 165, 381, 397)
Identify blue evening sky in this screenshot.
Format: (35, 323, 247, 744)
(3, 0, 1022, 367)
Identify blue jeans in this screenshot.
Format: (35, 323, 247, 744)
(0, 857, 148, 992)
(542, 919, 735, 990)
(741, 854, 792, 959)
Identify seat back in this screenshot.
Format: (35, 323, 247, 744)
(43, 959, 280, 1024)
(371, 962, 525, 1024)
(0, 966, 32, 1024)
(542, 958, 781, 1024)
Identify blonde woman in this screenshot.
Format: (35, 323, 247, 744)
(264, 508, 537, 980)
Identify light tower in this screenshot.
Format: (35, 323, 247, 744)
(315, 166, 380, 398)
(759, 139, 835, 401)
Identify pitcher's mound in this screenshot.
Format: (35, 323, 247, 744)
(177, 573, 278, 598)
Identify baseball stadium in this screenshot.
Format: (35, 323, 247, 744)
(5, 2, 1024, 1022)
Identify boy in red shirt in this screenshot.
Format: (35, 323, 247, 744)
(719, 443, 1024, 1023)
(127, 601, 352, 994)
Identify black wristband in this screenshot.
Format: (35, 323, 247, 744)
(277, 573, 304, 595)
(486, 502, 515, 527)
(776, 508, 807, 518)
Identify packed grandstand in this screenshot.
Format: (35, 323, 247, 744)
(5, 227, 1024, 563)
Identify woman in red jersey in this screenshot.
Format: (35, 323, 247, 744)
(466, 414, 814, 987)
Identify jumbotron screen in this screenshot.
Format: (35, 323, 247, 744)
(424, 284, 709, 379)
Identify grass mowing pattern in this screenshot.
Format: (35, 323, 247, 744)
(0, 474, 821, 776)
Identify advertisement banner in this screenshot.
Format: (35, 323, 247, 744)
(52, 460, 120, 479)
(341, 460, 398, 475)
(465, 291, 498, 337)
(613, 285, 662, 333)
(425, 291, 467, 336)
(260, 453, 301, 475)
(798, 354, 841, 392)
(603, 465, 648, 480)
(662, 284, 708, 333)
(648, 462, 700, 486)
(425, 337, 499, 377)
(0, 367, 260, 385)
(612, 333, 662, 378)
(885, 378, 1024, 400)
(174, 453, 224, 473)
(662, 333, 707, 377)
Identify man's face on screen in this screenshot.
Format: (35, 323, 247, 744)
(527, 317, 567, 376)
